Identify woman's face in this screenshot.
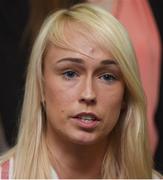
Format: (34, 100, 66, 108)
(43, 29, 125, 146)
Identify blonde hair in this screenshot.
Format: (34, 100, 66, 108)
(0, 3, 153, 178)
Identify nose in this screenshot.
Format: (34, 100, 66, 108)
(79, 77, 96, 105)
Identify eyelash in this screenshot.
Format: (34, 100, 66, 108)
(62, 70, 79, 80)
(62, 70, 117, 83)
(99, 73, 117, 83)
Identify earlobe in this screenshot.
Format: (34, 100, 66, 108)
(41, 99, 46, 107)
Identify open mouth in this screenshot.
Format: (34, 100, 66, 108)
(75, 114, 98, 122)
(72, 112, 100, 128)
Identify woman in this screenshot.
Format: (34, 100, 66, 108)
(0, 3, 161, 179)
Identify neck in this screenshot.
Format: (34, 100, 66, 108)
(46, 131, 108, 179)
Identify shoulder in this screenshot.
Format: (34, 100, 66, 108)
(0, 157, 13, 179)
(152, 170, 163, 179)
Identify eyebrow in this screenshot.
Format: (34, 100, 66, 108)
(56, 58, 117, 65)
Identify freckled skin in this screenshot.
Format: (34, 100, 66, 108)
(43, 30, 125, 146)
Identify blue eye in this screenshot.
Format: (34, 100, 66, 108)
(63, 70, 78, 80)
(100, 74, 117, 82)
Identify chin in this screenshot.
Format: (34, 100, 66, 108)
(69, 132, 102, 146)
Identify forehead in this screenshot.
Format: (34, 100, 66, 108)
(49, 22, 114, 62)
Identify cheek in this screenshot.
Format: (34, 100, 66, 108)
(100, 86, 124, 125)
(44, 80, 78, 112)
(45, 87, 66, 110)
(44, 83, 69, 126)
(100, 86, 124, 109)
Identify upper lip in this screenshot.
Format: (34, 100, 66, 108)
(72, 112, 100, 121)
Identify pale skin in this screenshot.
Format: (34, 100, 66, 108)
(43, 28, 125, 178)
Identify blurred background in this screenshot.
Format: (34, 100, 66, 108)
(0, 0, 163, 174)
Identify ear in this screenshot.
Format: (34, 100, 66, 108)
(40, 91, 45, 104)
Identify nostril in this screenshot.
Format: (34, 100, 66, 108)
(79, 97, 96, 105)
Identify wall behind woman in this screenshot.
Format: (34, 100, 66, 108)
(25, 0, 85, 46)
(0, 0, 29, 147)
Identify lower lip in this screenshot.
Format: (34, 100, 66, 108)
(71, 118, 100, 129)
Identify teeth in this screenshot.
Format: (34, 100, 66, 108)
(81, 119, 92, 123)
(80, 116, 95, 121)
